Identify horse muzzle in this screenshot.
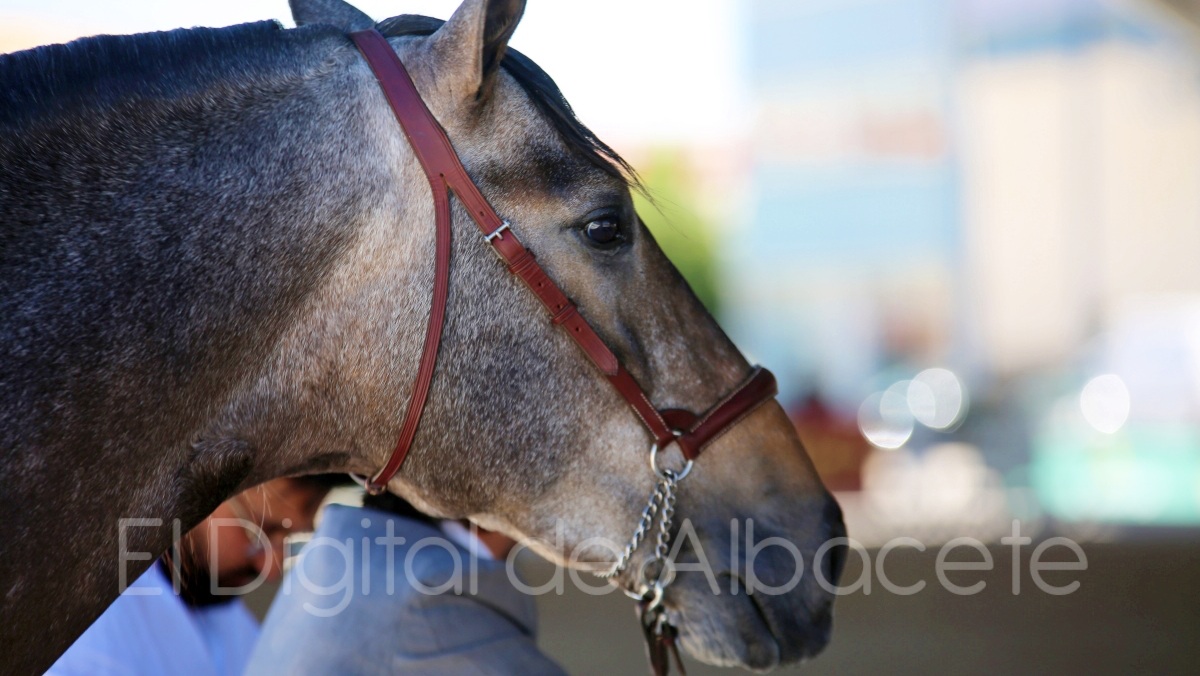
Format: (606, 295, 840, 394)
(665, 493, 846, 670)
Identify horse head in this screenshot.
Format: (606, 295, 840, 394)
(231, 0, 846, 668)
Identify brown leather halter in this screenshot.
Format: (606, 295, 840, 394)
(348, 27, 777, 496)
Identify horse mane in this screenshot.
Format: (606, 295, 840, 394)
(1, 15, 635, 187)
(0, 21, 297, 129)
(377, 15, 638, 189)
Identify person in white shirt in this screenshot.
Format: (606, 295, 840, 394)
(48, 475, 339, 676)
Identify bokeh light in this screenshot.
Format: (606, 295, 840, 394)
(857, 388, 914, 449)
(1079, 374, 1131, 434)
(908, 368, 966, 430)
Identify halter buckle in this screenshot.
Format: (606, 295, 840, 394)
(483, 220, 511, 243)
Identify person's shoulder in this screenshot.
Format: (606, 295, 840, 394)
(46, 566, 186, 675)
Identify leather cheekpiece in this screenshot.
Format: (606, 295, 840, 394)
(348, 29, 778, 491)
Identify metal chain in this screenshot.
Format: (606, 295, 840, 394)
(597, 468, 681, 595)
(651, 472, 678, 568)
(597, 477, 668, 579)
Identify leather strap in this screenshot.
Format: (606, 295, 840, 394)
(349, 29, 778, 491)
(662, 367, 777, 461)
(351, 30, 454, 492)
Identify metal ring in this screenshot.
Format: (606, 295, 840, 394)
(349, 472, 388, 495)
(630, 575, 667, 613)
(645, 578, 666, 612)
(650, 432, 693, 481)
(654, 557, 677, 589)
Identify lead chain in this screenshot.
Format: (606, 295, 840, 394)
(645, 471, 679, 585)
(598, 469, 682, 605)
(597, 477, 668, 579)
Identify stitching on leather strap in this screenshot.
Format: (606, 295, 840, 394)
(684, 397, 772, 460)
(507, 249, 537, 276)
(633, 389, 671, 443)
(693, 367, 764, 431)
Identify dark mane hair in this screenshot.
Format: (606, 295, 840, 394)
(377, 14, 637, 187)
(0, 21, 293, 129)
(1, 16, 635, 187)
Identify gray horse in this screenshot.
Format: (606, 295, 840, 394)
(0, 0, 844, 672)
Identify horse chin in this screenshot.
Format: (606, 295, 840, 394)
(670, 574, 833, 672)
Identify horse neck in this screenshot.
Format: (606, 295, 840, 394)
(1, 23, 382, 477)
(0, 27, 398, 671)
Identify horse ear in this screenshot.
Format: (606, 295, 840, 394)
(428, 0, 527, 104)
(289, 0, 374, 31)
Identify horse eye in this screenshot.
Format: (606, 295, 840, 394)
(585, 218, 620, 245)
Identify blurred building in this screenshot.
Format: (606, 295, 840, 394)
(731, 0, 1200, 528)
(733, 0, 1200, 396)
(959, 0, 1200, 375)
(730, 0, 959, 411)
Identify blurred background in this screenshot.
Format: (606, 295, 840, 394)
(6, 0, 1200, 673)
